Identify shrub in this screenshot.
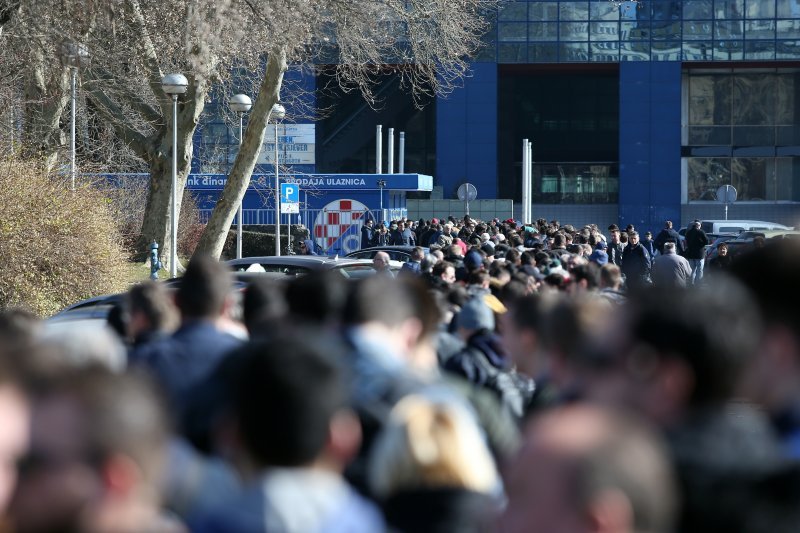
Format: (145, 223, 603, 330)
(0, 159, 129, 316)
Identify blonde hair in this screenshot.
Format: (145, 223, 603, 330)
(368, 395, 499, 498)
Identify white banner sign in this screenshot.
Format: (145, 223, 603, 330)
(259, 124, 315, 165)
(281, 203, 300, 214)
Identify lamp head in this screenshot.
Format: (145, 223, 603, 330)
(229, 93, 252, 113)
(161, 73, 189, 96)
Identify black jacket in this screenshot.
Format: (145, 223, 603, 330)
(607, 242, 624, 266)
(654, 227, 683, 254)
(685, 226, 710, 259)
(621, 242, 652, 284)
(382, 488, 497, 533)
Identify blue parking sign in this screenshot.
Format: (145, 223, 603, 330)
(280, 183, 300, 214)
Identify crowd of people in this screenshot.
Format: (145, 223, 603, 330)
(0, 214, 798, 532)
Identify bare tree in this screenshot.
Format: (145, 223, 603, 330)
(1, 0, 498, 263)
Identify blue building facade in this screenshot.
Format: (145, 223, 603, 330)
(193, 0, 800, 233)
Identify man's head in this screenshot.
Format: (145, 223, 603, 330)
(373, 251, 391, 271)
(665, 220, 673, 229)
(609, 230, 621, 244)
(432, 261, 456, 284)
(717, 242, 728, 256)
(599, 264, 622, 290)
(628, 231, 639, 246)
(663, 242, 677, 255)
(228, 336, 357, 473)
(11, 369, 168, 532)
(176, 255, 233, 320)
(126, 281, 177, 340)
(365, 219, 373, 227)
(501, 405, 677, 533)
(410, 247, 425, 262)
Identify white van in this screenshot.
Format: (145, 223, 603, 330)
(698, 220, 794, 235)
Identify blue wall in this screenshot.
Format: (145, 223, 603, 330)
(436, 62, 498, 200)
(619, 62, 682, 235)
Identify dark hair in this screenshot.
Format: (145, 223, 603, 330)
(626, 279, 761, 406)
(243, 277, 288, 336)
(233, 336, 346, 467)
(571, 263, 600, 290)
(343, 276, 415, 327)
(127, 281, 176, 333)
(286, 270, 348, 326)
(432, 260, 455, 279)
(176, 255, 232, 319)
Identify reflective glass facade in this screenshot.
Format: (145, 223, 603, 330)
(494, 0, 800, 63)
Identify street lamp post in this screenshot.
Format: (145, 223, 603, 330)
(161, 73, 189, 278)
(272, 103, 286, 256)
(59, 41, 90, 191)
(229, 94, 252, 259)
(377, 179, 387, 222)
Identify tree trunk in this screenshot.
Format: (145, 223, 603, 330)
(193, 47, 288, 259)
(21, 44, 69, 171)
(135, 77, 207, 266)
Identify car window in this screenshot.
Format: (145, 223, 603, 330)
(335, 265, 378, 279)
(387, 251, 411, 262)
(719, 226, 745, 233)
(347, 251, 375, 260)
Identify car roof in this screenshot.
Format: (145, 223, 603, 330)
(226, 255, 373, 268)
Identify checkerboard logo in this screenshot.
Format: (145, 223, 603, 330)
(313, 199, 369, 253)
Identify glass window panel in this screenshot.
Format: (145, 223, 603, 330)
(733, 75, 775, 125)
(776, 41, 800, 59)
(684, 21, 714, 40)
(652, 42, 681, 60)
(684, 0, 713, 18)
(775, 75, 796, 125)
(745, 20, 776, 39)
(777, 0, 800, 18)
(775, 158, 800, 201)
(745, 0, 775, 18)
(715, 20, 744, 39)
(590, 2, 620, 21)
(684, 41, 714, 60)
(732, 126, 775, 145)
(689, 126, 733, 144)
(689, 76, 732, 126)
(744, 41, 775, 59)
(732, 157, 768, 200)
(688, 158, 732, 200)
(777, 126, 800, 144)
(528, 43, 559, 62)
(498, 43, 527, 62)
(621, 21, 650, 40)
(560, 22, 589, 40)
(777, 20, 800, 39)
(559, 2, 590, 21)
(529, 2, 559, 21)
(560, 42, 590, 61)
(714, 0, 744, 18)
(590, 41, 620, 61)
(498, 22, 528, 42)
(620, 42, 651, 60)
(499, 1, 528, 21)
(590, 21, 619, 41)
(651, 22, 681, 40)
(529, 22, 559, 41)
(714, 40, 744, 59)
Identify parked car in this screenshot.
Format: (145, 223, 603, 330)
(345, 245, 429, 263)
(736, 230, 800, 241)
(699, 220, 793, 235)
(226, 255, 402, 278)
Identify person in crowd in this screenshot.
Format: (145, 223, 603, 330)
(642, 230, 656, 257)
(360, 219, 375, 250)
(601, 280, 785, 532)
(298, 238, 317, 255)
(731, 242, 800, 457)
(368, 395, 500, 533)
(598, 264, 625, 304)
(372, 251, 394, 277)
(11, 368, 177, 533)
(0, 361, 28, 523)
(708, 241, 732, 271)
(241, 277, 288, 337)
(588, 241, 609, 266)
(654, 220, 682, 255)
(399, 247, 425, 277)
(189, 336, 384, 532)
(684, 220, 709, 284)
(374, 223, 390, 246)
(134, 255, 243, 415)
(620, 231, 652, 288)
(500, 405, 677, 533)
(607, 228, 624, 267)
(429, 261, 456, 288)
(651, 241, 692, 287)
(444, 295, 534, 419)
(127, 281, 178, 360)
